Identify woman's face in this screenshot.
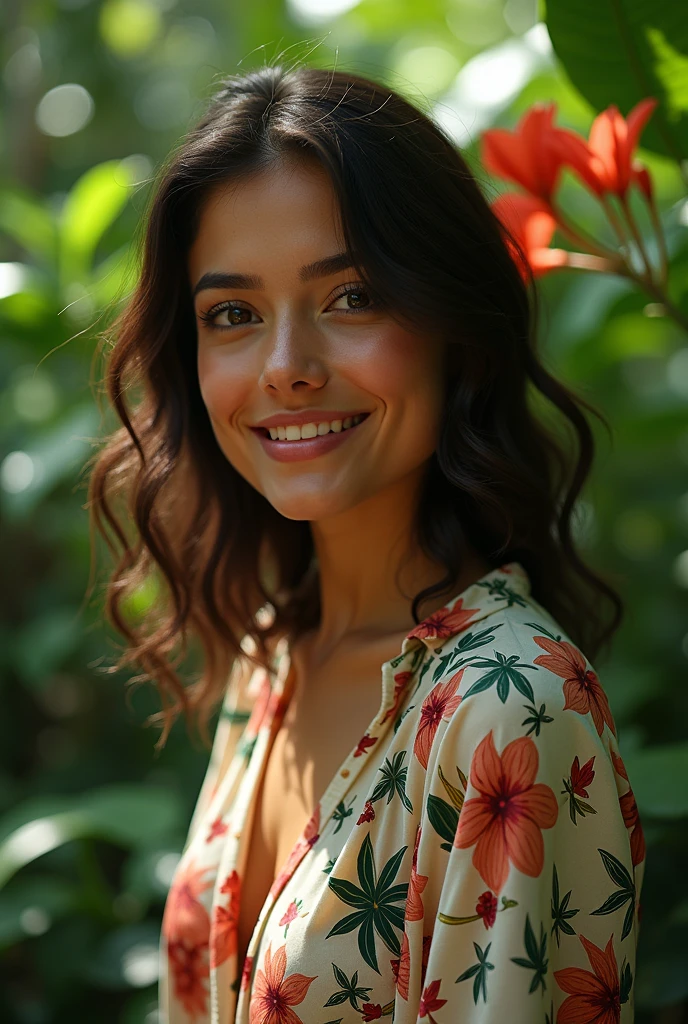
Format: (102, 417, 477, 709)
(188, 156, 447, 522)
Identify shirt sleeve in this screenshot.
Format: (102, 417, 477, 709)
(401, 626, 643, 1023)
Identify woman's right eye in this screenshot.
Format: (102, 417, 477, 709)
(198, 302, 256, 329)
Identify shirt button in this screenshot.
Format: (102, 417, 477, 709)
(340, 769, 350, 778)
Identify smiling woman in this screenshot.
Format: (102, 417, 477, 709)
(85, 63, 642, 1024)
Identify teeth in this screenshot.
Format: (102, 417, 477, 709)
(265, 414, 366, 441)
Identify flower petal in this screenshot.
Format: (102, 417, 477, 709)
(454, 796, 493, 849)
(469, 731, 502, 798)
(473, 816, 509, 893)
(503, 807, 544, 878)
(501, 735, 538, 792)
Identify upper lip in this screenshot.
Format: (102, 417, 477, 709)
(251, 410, 370, 429)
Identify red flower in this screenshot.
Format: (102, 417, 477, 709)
(381, 670, 413, 724)
(407, 599, 480, 641)
(418, 979, 447, 1024)
(241, 954, 254, 991)
(491, 193, 569, 280)
(549, 98, 658, 199)
(278, 900, 300, 928)
(454, 731, 558, 893)
(245, 672, 273, 740)
(210, 870, 240, 968)
(249, 942, 317, 1024)
(481, 102, 564, 202)
(413, 669, 464, 769)
(168, 940, 210, 1019)
(354, 734, 378, 757)
(206, 815, 229, 843)
(611, 751, 646, 867)
(356, 800, 376, 825)
(361, 1004, 383, 1021)
(554, 933, 620, 1024)
(405, 824, 428, 922)
(393, 930, 410, 1000)
(533, 636, 616, 737)
(269, 805, 321, 901)
(476, 890, 498, 929)
(162, 859, 212, 946)
(570, 755, 596, 798)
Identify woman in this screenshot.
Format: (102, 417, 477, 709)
(87, 64, 644, 1022)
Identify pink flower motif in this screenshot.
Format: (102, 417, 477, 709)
(269, 805, 321, 901)
(405, 824, 428, 922)
(278, 900, 300, 929)
(249, 942, 317, 1024)
(356, 800, 376, 825)
(413, 669, 464, 769)
(407, 600, 480, 641)
(206, 815, 229, 843)
(354, 734, 378, 757)
(241, 955, 254, 991)
(381, 670, 413, 724)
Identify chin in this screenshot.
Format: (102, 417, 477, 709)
(264, 487, 361, 523)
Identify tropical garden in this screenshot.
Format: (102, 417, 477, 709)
(0, 0, 687, 1021)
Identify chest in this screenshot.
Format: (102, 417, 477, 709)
(235, 636, 406, 969)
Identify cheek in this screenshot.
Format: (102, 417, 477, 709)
(197, 346, 247, 423)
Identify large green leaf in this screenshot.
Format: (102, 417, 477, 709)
(545, 0, 688, 164)
(0, 785, 185, 889)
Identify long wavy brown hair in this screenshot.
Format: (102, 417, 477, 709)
(85, 62, 623, 749)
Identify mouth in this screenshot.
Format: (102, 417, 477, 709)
(250, 412, 371, 463)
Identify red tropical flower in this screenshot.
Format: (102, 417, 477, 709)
(210, 869, 240, 968)
(549, 98, 658, 199)
(356, 800, 376, 825)
(167, 940, 210, 1019)
(570, 755, 596, 798)
(491, 193, 569, 280)
(162, 859, 213, 946)
(248, 942, 317, 1024)
(269, 805, 321, 900)
(361, 1004, 383, 1021)
(206, 815, 229, 843)
(418, 979, 447, 1023)
(532, 636, 616, 737)
(481, 102, 564, 203)
(611, 751, 646, 867)
(381, 670, 413, 723)
(554, 932, 620, 1024)
(407, 600, 480, 641)
(413, 669, 464, 769)
(405, 824, 428, 922)
(354, 734, 378, 757)
(241, 954, 254, 991)
(476, 890, 498, 929)
(278, 900, 300, 929)
(454, 731, 558, 893)
(393, 930, 410, 1000)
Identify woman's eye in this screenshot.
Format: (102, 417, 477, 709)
(198, 303, 255, 329)
(197, 284, 377, 331)
(329, 286, 375, 313)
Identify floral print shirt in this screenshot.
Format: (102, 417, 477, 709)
(158, 561, 644, 1024)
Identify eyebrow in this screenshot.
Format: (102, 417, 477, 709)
(192, 251, 356, 298)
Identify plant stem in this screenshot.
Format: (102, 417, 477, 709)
(549, 202, 619, 261)
(618, 194, 657, 283)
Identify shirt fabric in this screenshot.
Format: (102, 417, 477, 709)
(158, 560, 645, 1024)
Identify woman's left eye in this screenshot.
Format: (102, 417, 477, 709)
(328, 285, 377, 314)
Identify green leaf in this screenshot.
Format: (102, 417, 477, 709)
(60, 159, 137, 284)
(357, 833, 376, 898)
(426, 793, 459, 845)
(598, 848, 634, 891)
(545, 0, 688, 163)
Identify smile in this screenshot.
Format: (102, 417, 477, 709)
(262, 413, 367, 441)
(250, 413, 370, 463)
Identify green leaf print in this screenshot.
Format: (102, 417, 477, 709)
(511, 914, 549, 993)
(477, 577, 529, 608)
(590, 848, 636, 941)
(455, 941, 495, 1003)
(620, 958, 633, 1004)
(323, 963, 373, 1010)
(369, 750, 413, 812)
(426, 792, 459, 851)
(432, 622, 505, 682)
(326, 833, 409, 974)
(521, 702, 554, 737)
(463, 652, 538, 704)
(332, 796, 356, 834)
(550, 864, 580, 947)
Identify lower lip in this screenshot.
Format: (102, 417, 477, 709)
(250, 416, 369, 463)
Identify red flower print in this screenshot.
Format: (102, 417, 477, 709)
(361, 1004, 383, 1021)
(393, 930, 410, 1000)
(162, 859, 213, 946)
(206, 815, 229, 843)
(570, 756, 596, 798)
(168, 940, 209, 1019)
(245, 672, 273, 740)
(421, 934, 431, 990)
(413, 669, 464, 770)
(611, 751, 646, 867)
(354, 733, 378, 757)
(278, 899, 300, 930)
(269, 805, 321, 900)
(476, 890, 498, 929)
(210, 870, 241, 968)
(554, 932, 620, 1024)
(356, 800, 376, 825)
(533, 636, 616, 737)
(407, 600, 480, 641)
(249, 942, 317, 1024)
(405, 824, 428, 922)
(381, 670, 413, 724)
(241, 954, 254, 991)
(454, 731, 558, 893)
(418, 979, 447, 1024)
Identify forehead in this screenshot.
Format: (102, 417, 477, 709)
(188, 156, 345, 277)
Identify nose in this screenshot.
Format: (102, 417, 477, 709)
(259, 318, 328, 395)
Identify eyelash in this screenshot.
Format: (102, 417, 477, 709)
(197, 283, 378, 331)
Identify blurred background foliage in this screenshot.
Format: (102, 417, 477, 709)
(0, 0, 687, 1021)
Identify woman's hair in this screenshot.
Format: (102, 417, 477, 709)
(86, 62, 623, 748)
